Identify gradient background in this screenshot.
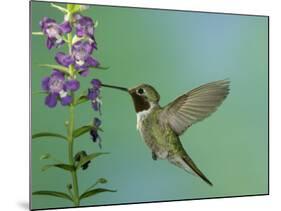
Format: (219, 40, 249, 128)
(31, 2, 268, 210)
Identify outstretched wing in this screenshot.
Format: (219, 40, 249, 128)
(160, 80, 230, 136)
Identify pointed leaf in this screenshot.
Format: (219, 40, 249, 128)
(94, 20, 98, 28)
(76, 152, 109, 169)
(33, 190, 72, 202)
(77, 67, 109, 76)
(73, 125, 93, 138)
(94, 66, 109, 70)
(75, 95, 89, 106)
(79, 188, 116, 200)
(50, 3, 68, 13)
(32, 91, 48, 95)
(40, 153, 51, 160)
(32, 32, 44, 35)
(42, 163, 75, 172)
(84, 178, 108, 193)
(32, 132, 67, 141)
(39, 64, 70, 75)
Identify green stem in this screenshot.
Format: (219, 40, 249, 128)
(68, 105, 80, 206)
(66, 16, 80, 206)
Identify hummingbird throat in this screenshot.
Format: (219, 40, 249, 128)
(130, 91, 150, 113)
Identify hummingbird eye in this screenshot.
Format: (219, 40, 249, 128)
(137, 88, 144, 95)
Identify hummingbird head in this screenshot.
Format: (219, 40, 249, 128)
(128, 84, 160, 112)
(100, 83, 160, 113)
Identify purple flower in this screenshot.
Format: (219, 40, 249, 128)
(72, 41, 99, 76)
(55, 52, 74, 67)
(73, 14, 96, 41)
(90, 118, 102, 148)
(41, 70, 80, 108)
(40, 17, 72, 49)
(91, 79, 101, 89)
(88, 79, 102, 112)
(55, 41, 99, 76)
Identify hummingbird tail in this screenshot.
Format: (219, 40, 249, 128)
(182, 156, 213, 186)
(169, 154, 213, 186)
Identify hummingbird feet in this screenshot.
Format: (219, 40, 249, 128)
(152, 152, 157, 160)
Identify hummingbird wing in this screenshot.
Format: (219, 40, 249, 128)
(160, 80, 230, 135)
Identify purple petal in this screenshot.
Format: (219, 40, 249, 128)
(92, 101, 99, 111)
(46, 38, 54, 49)
(41, 77, 50, 91)
(80, 16, 93, 26)
(79, 69, 89, 77)
(72, 41, 82, 50)
(91, 79, 101, 88)
(90, 128, 99, 142)
(94, 117, 102, 127)
(83, 42, 94, 54)
(86, 56, 99, 67)
(61, 95, 72, 106)
(65, 80, 80, 91)
(45, 93, 58, 108)
(76, 28, 85, 37)
(40, 17, 56, 30)
(55, 52, 74, 67)
(60, 21, 72, 34)
(92, 101, 101, 114)
(72, 40, 94, 55)
(87, 88, 99, 100)
(91, 41, 97, 50)
(51, 70, 65, 79)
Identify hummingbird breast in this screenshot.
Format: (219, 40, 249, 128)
(136, 105, 170, 159)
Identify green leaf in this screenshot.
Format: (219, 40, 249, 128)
(79, 188, 116, 200)
(84, 178, 108, 193)
(32, 132, 67, 141)
(33, 190, 73, 202)
(32, 32, 44, 35)
(42, 163, 75, 172)
(40, 153, 51, 160)
(77, 66, 109, 75)
(51, 3, 68, 13)
(75, 95, 89, 106)
(73, 125, 93, 138)
(39, 64, 70, 75)
(94, 20, 98, 28)
(32, 91, 48, 95)
(76, 152, 109, 170)
(94, 66, 110, 70)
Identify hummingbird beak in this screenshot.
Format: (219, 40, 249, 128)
(101, 83, 128, 92)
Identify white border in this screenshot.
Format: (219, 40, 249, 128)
(1, 0, 279, 211)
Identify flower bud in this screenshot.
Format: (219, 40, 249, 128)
(98, 178, 107, 184)
(67, 184, 72, 189)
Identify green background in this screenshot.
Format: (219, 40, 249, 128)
(31, 2, 268, 210)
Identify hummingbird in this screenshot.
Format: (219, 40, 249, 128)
(101, 80, 230, 186)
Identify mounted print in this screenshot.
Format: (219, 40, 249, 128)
(30, 1, 269, 210)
